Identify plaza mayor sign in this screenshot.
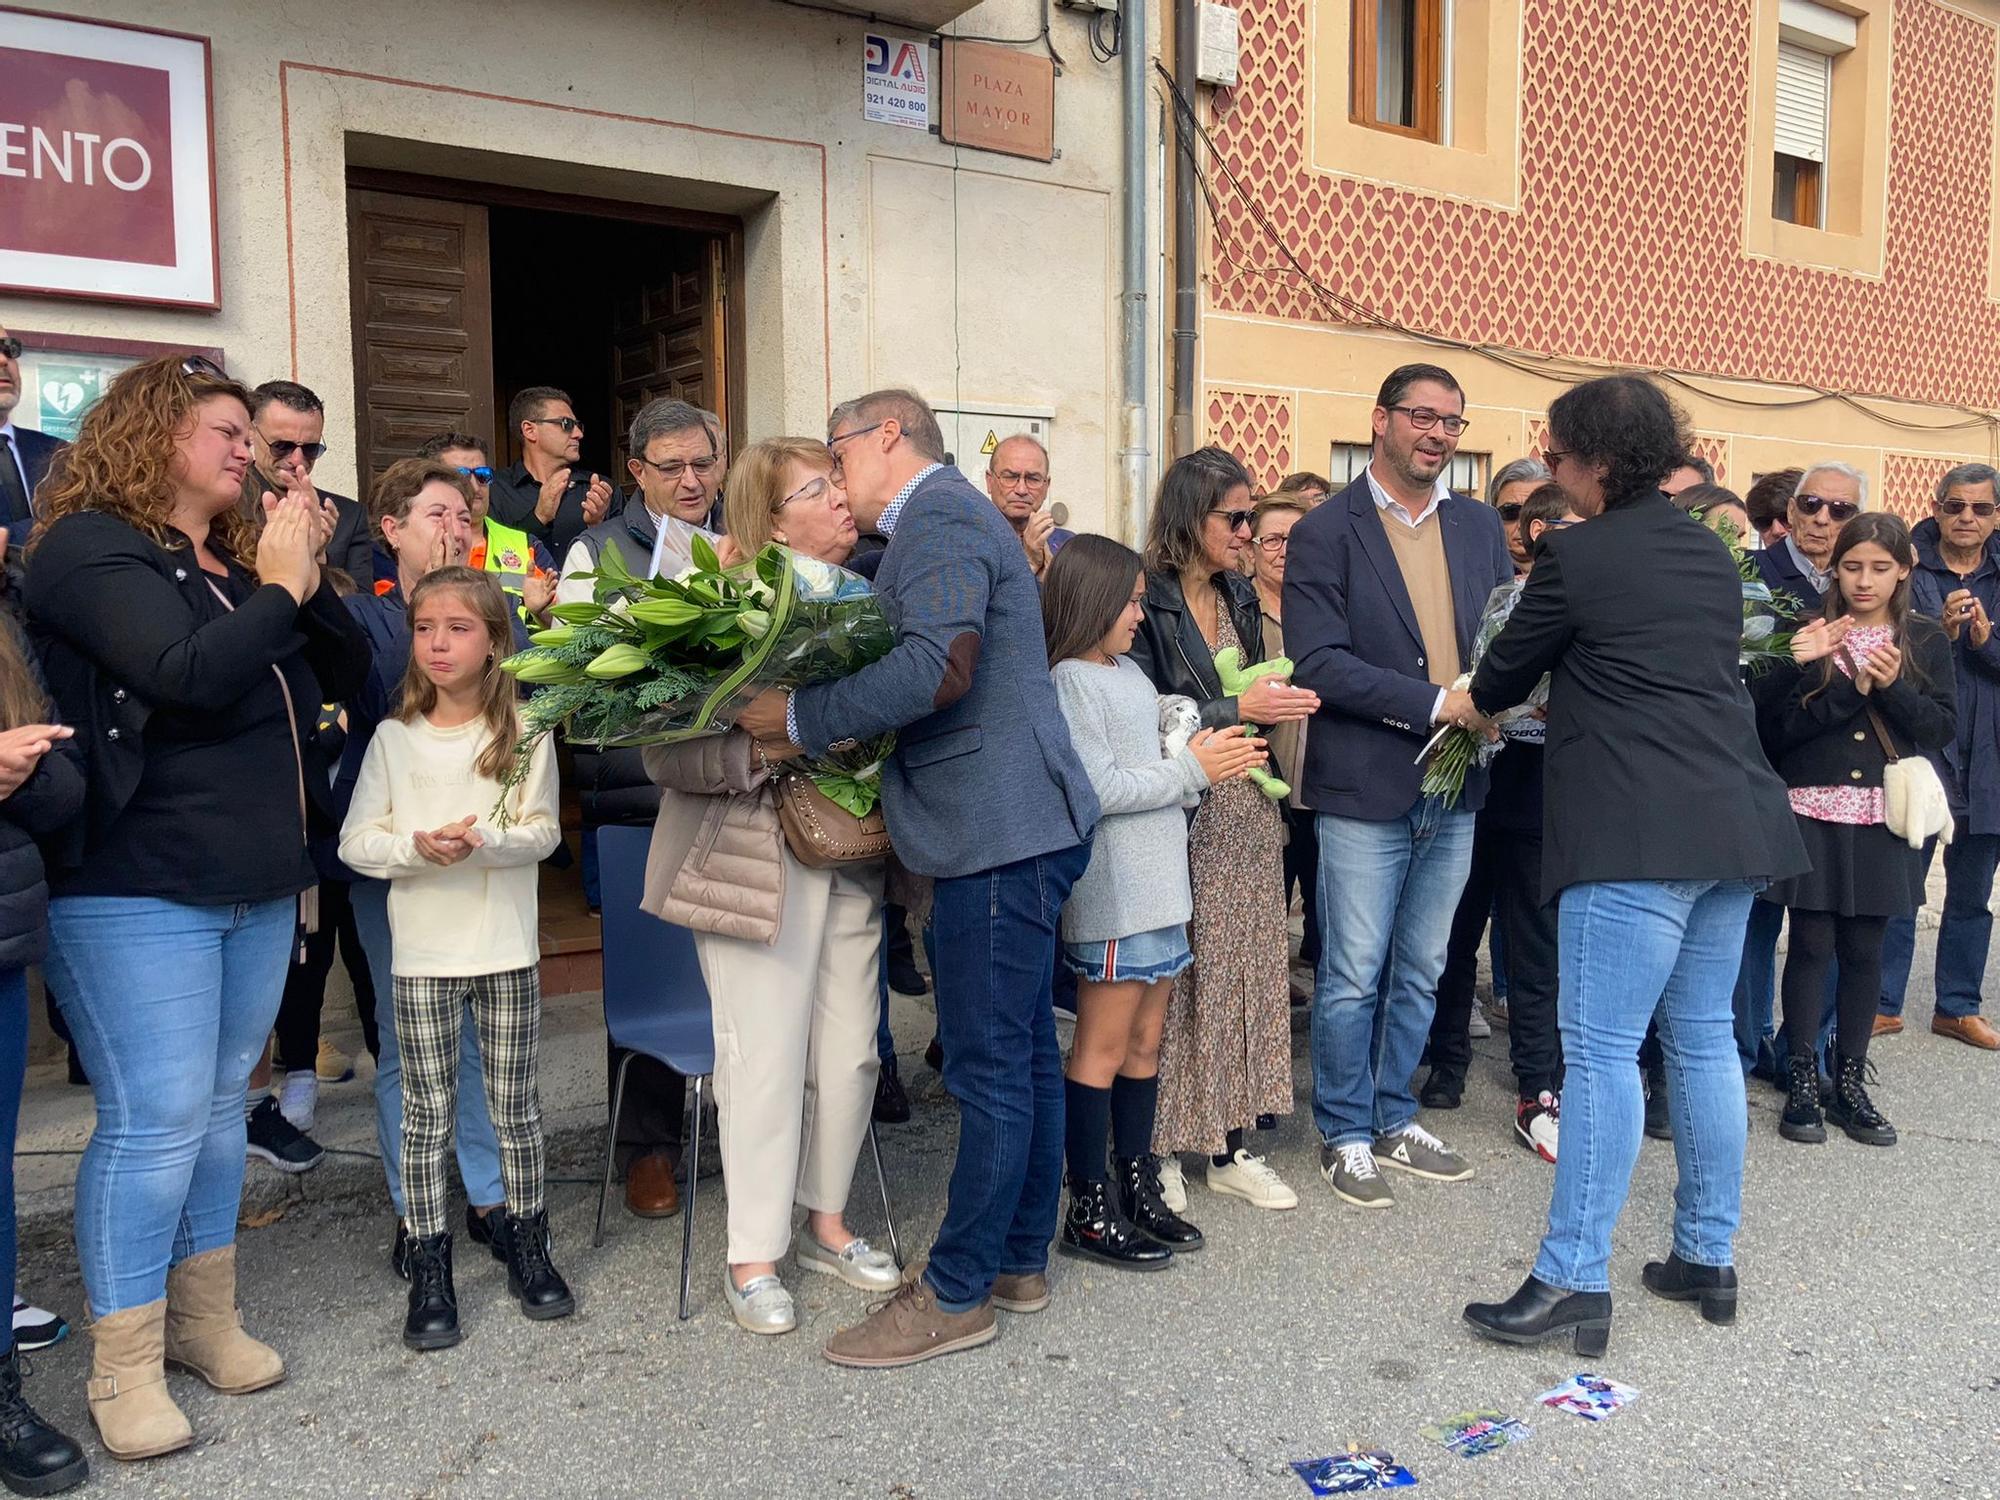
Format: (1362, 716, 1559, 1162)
(0, 8, 219, 309)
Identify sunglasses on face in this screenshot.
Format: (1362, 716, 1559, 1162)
(1209, 508, 1255, 533)
(1939, 498, 1997, 518)
(455, 465, 494, 483)
(1794, 495, 1859, 522)
(533, 415, 581, 434)
(639, 455, 719, 483)
(258, 432, 326, 466)
(1497, 502, 1524, 522)
(0, 337, 22, 362)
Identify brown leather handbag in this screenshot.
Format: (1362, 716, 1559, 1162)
(772, 769, 891, 868)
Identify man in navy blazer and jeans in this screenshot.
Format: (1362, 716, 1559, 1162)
(738, 389, 1098, 1368)
(1285, 364, 1514, 1211)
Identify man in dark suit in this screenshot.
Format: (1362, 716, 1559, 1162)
(486, 385, 617, 559)
(0, 325, 66, 528)
(1285, 363, 1514, 1212)
(1460, 375, 1804, 1353)
(247, 381, 373, 583)
(738, 388, 1098, 1370)
(1753, 462, 1863, 619)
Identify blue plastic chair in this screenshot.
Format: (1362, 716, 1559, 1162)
(592, 824, 902, 1320)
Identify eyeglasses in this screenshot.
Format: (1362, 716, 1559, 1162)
(0, 337, 22, 361)
(1497, 502, 1524, 522)
(1543, 519, 1577, 530)
(1254, 534, 1290, 553)
(775, 475, 834, 511)
(454, 465, 494, 483)
(992, 468, 1049, 487)
(1388, 405, 1470, 436)
(1209, 508, 1255, 533)
(532, 415, 581, 434)
(1939, 498, 1997, 518)
(1794, 494, 1860, 522)
(826, 422, 886, 478)
(256, 429, 327, 466)
(179, 353, 226, 380)
(638, 455, 719, 484)
(1542, 449, 1572, 469)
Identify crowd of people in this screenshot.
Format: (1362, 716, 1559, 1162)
(0, 320, 1992, 1489)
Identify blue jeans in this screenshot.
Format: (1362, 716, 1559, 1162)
(923, 840, 1091, 1312)
(0, 969, 26, 1325)
(1535, 879, 1755, 1294)
(351, 880, 505, 1215)
(46, 896, 293, 1315)
(1311, 801, 1476, 1147)
(1880, 832, 2000, 1021)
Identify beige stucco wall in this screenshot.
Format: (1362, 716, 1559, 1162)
(0, 0, 1131, 534)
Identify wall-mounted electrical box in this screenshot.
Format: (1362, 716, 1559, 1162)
(1197, 1, 1241, 86)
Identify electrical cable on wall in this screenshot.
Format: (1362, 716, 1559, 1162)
(1156, 63, 1998, 442)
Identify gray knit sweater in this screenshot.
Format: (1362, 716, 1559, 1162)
(1052, 656, 1208, 942)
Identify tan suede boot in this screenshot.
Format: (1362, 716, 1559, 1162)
(85, 1301, 193, 1460)
(162, 1246, 284, 1394)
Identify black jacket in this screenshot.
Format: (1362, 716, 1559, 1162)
(1753, 540, 1827, 621)
(565, 510, 664, 830)
(1470, 489, 1807, 903)
(489, 461, 623, 561)
(251, 471, 372, 584)
(0, 617, 82, 969)
(1752, 619, 1956, 791)
(24, 511, 372, 898)
(1128, 568, 1265, 728)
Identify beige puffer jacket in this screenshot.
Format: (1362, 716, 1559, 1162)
(640, 734, 785, 945)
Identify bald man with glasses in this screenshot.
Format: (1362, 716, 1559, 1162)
(983, 434, 1073, 579)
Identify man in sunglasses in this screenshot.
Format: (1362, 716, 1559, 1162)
(1753, 462, 1867, 617)
(488, 385, 618, 559)
(1877, 462, 2000, 1051)
(0, 325, 66, 529)
(1285, 362, 1514, 1210)
(247, 381, 373, 583)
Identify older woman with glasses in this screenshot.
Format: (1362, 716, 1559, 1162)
(1488, 457, 1552, 576)
(640, 437, 897, 1338)
(1128, 450, 1320, 1219)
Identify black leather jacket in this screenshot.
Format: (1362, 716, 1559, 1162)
(1127, 567, 1265, 728)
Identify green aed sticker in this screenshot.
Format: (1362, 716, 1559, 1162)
(37, 363, 110, 441)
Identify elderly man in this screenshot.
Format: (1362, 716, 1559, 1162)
(983, 433, 1072, 578)
(0, 324, 65, 528)
(487, 385, 617, 558)
(247, 380, 373, 582)
(1877, 462, 2000, 1051)
(557, 398, 720, 601)
(1754, 462, 1866, 617)
(737, 388, 1097, 1369)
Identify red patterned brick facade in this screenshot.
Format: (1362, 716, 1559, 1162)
(1206, 0, 2000, 412)
(1206, 389, 1295, 490)
(1882, 453, 1956, 522)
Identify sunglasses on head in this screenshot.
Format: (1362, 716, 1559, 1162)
(1794, 495, 1859, 522)
(1940, 498, 1997, 518)
(1209, 507, 1255, 533)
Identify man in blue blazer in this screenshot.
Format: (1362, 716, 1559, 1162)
(0, 325, 67, 528)
(738, 388, 1098, 1368)
(1284, 363, 1513, 1211)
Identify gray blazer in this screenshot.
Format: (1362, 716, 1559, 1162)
(791, 465, 1099, 879)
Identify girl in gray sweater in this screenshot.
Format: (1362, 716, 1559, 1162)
(1043, 536, 1265, 1271)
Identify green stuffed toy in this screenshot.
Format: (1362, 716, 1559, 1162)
(1212, 646, 1292, 801)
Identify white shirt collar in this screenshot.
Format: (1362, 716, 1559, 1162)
(878, 463, 944, 538)
(1364, 461, 1449, 528)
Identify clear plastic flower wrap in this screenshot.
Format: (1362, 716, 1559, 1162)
(495, 533, 896, 818)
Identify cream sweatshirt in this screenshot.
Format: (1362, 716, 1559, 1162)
(338, 715, 561, 978)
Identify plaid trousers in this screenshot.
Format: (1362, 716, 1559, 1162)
(393, 966, 545, 1238)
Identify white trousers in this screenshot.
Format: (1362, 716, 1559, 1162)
(692, 850, 884, 1263)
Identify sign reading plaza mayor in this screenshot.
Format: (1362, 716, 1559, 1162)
(939, 38, 1055, 163)
(0, 8, 219, 309)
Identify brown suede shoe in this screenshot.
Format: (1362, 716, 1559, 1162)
(822, 1279, 997, 1368)
(1872, 1014, 1903, 1038)
(625, 1152, 681, 1217)
(990, 1272, 1050, 1314)
(1933, 1013, 2000, 1050)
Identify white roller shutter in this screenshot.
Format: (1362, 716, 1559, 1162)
(1774, 41, 1831, 163)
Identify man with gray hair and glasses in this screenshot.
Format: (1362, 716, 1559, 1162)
(983, 433, 1072, 579)
(1877, 461, 2000, 1051)
(1754, 461, 1868, 617)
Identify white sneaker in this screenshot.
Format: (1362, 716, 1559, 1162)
(278, 1070, 318, 1133)
(1516, 1091, 1560, 1164)
(1156, 1154, 1188, 1212)
(1205, 1149, 1299, 1210)
(1467, 1001, 1491, 1039)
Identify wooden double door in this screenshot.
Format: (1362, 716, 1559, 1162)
(347, 176, 738, 491)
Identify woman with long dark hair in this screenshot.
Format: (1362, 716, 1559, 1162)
(1127, 448, 1318, 1214)
(24, 357, 369, 1460)
(1754, 513, 1954, 1148)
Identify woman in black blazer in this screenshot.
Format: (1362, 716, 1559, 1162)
(23, 357, 368, 1463)
(1753, 513, 1954, 1150)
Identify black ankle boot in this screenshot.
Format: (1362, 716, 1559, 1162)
(0, 1343, 86, 1496)
(1463, 1274, 1611, 1354)
(464, 1202, 511, 1263)
(1825, 1056, 1896, 1146)
(1641, 1252, 1738, 1325)
(1115, 1155, 1203, 1250)
(1059, 1178, 1173, 1271)
(404, 1231, 462, 1352)
(1642, 1067, 1672, 1140)
(1418, 1070, 1463, 1110)
(504, 1209, 577, 1320)
(1779, 1054, 1827, 1144)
